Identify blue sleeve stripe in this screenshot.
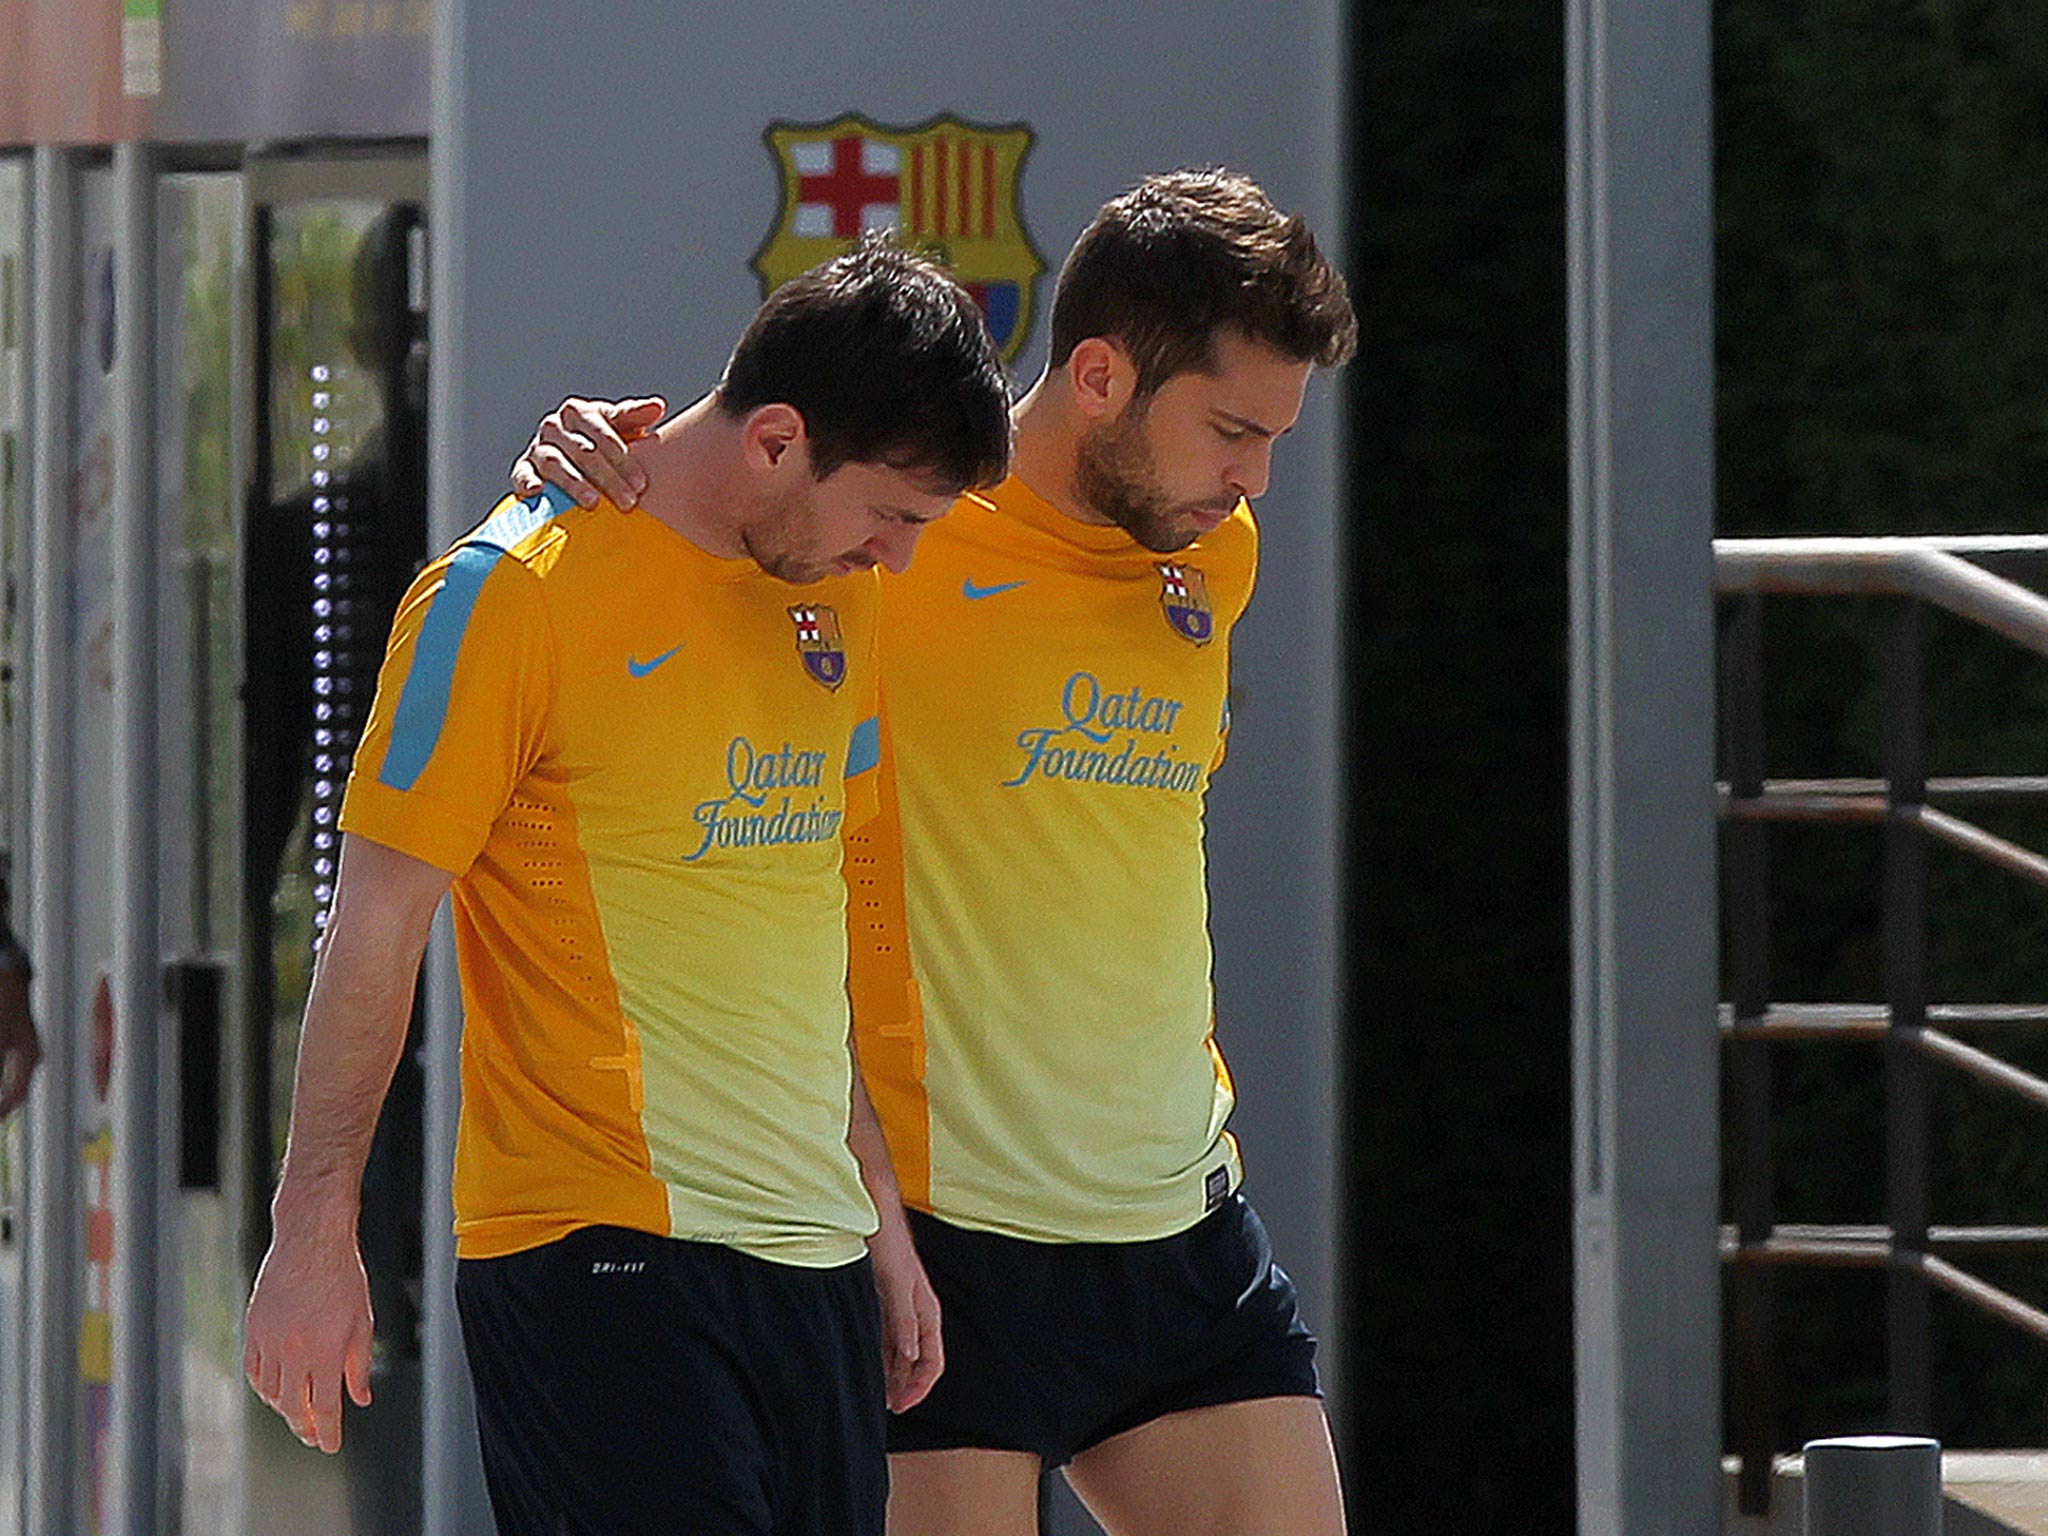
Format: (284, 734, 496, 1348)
(377, 488, 572, 792)
(379, 544, 501, 791)
(846, 716, 881, 779)
(473, 482, 575, 549)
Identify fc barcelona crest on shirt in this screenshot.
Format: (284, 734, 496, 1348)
(788, 605, 847, 690)
(1157, 564, 1214, 646)
(754, 113, 1046, 363)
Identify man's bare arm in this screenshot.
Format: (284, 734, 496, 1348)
(244, 832, 452, 1452)
(848, 1055, 944, 1412)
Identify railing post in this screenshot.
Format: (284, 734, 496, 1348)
(1883, 600, 1933, 1432)
(1803, 1435, 1942, 1536)
(1720, 593, 1777, 1515)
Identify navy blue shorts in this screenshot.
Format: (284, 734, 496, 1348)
(888, 1195, 1320, 1466)
(455, 1225, 885, 1536)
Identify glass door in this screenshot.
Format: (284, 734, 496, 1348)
(153, 151, 429, 1536)
(242, 153, 428, 1536)
(155, 167, 251, 1536)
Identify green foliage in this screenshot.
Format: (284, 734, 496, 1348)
(170, 180, 244, 954)
(1720, 0, 2048, 540)
(1718, 0, 2048, 1451)
(178, 181, 238, 555)
(267, 203, 384, 502)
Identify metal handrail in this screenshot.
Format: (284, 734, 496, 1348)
(1717, 1007, 2048, 1110)
(1919, 805, 2048, 886)
(1723, 775, 2048, 802)
(1719, 797, 2048, 893)
(1714, 536, 2048, 1515)
(1719, 1002, 2048, 1029)
(1716, 538, 2048, 660)
(1722, 1223, 2048, 1248)
(1721, 1237, 2048, 1346)
(1722, 789, 1889, 823)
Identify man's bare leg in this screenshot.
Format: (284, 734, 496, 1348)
(1064, 1397, 1345, 1536)
(889, 1447, 1044, 1536)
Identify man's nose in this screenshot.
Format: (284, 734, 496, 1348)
(1231, 442, 1274, 502)
(872, 523, 924, 576)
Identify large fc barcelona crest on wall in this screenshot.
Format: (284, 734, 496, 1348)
(754, 113, 1046, 364)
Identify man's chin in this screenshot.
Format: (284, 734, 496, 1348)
(1127, 513, 1228, 555)
(759, 557, 825, 586)
(1131, 529, 1198, 555)
(769, 556, 872, 585)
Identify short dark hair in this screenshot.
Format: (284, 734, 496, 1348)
(720, 234, 1011, 491)
(1049, 169, 1357, 396)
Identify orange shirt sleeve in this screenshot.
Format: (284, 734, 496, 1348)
(341, 546, 555, 874)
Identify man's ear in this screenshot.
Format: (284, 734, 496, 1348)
(740, 402, 809, 473)
(1065, 337, 1138, 423)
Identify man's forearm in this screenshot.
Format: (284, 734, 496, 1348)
(272, 838, 447, 1226)
(245, 834, 449, 1452)
(847, 1053, 907, 1216)
(273, 937, 422, 1225)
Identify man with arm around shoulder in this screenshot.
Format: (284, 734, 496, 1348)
(520, 171, 1359, 1536)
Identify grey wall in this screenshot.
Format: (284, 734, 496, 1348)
(434, 3, 1344, 1526)
(155, 0, 429, 142)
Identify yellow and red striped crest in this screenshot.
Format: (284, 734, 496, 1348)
(754, 113, 1045, 363)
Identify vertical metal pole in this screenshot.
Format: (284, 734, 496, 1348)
(1721, 595, 1777, 1516)
(428, 12, 491, 1534)
(242, 199, 275, 1281)
(0, 153, 29, 1536)
(222, 167, 255, 1536)
(1568, 0, 1721, 1531)
(108, 139, 163, 1536)
(1803, 1435, 1941, 1536)
(22, 143, 77, 1536)
(1882, 602, 1931, 1433)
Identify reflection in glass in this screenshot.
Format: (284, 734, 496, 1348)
(158, 169, 246, 1536)
(249, 193, 427, 1536)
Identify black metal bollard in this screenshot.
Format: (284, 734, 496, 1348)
(1803, 1435, 1941, 1536)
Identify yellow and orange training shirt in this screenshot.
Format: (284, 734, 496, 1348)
(342, 486, 881, 1267)
(849, 475, 1257, 1244)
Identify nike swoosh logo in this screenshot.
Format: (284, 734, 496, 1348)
(627, 645, 683, 678)
(962, 578, 1028, 601)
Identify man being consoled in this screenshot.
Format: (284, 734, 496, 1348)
(245, 235, 1011, 1536)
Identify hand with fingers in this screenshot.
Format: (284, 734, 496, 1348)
(243, 1212, 376, 1453)
(867, 1210, 944, 1413)
(509, 395, 665, 510)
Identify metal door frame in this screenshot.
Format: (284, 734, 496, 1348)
(155, 161, 256, 1536)
(0, 149, 35, 1536)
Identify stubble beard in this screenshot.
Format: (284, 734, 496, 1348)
(743, 487, 837, 586)
(1073, 404, 1215, 555)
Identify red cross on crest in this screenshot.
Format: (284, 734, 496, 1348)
(756, 114, 1046, 364)
(797, 137, 900, 238)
